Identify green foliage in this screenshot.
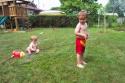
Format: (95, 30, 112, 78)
(106, 0, 125, 17)
(28, 15, 99, 28)
(97, 15, 118, 28)
(60, 0, 100, 15)
(29, 15, 78, 27)
(106, 15, 118, 28)
(59, 0, 101, 27)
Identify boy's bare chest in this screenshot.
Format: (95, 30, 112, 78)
(79, 25, 87, 32)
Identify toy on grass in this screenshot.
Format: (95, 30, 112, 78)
(12, 50, 25, 59)
(0, 50, 25, 64)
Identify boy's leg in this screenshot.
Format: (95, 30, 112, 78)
(76, 53, 84, 68)
(80, 43, 87, 65)
(81, 54, 87, 65)
(77, 54, 81, 64)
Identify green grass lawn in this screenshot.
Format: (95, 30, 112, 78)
(0, 28, 125, 83)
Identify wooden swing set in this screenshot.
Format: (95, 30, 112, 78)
(0, 0, 41, 31)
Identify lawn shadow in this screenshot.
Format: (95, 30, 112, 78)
(85, 55, 95, 63)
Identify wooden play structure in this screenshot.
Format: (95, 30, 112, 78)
(0, 0, 41, 31)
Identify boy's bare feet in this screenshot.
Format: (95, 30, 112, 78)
(77, 64, 84, 69)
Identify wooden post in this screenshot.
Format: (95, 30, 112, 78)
(10, 17, 13, 30)
(1, 1, 6, 30)
(15, 16, 19, 31)
(13, 0, 19, 31)
(26, 4, 28, 16)
(1, 2, 4, 16)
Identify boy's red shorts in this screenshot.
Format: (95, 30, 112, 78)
(76, 38, 86, 55)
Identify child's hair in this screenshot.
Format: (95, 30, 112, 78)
(78, 10, 87, 19)
(30, 35, 38, 41)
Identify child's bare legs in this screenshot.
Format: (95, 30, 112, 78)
(76, 53, 84, 68)
(27, 49, 32, 54)
(27, 48, 39, 54)
(81, 54, 87, 65)
(36, 49, 39, 53)
(77, 54, 82, 64)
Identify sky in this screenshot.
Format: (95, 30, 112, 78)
(97, 0, 109, 6)
(34, 0, 61, 10)
(33, 0, 109, 10)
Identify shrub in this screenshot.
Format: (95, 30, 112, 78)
(28, 15, 98, 28)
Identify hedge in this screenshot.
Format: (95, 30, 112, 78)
(28, 15, 117, 28)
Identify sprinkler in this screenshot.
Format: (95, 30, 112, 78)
(0, 50, 25, 64)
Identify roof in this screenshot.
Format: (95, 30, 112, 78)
(40, 10, 65, 15)
(0, 0, 31, 4)
(105, 13, 118, 16)
(24, 6, 42, 11)
(0, 0, 42, 11)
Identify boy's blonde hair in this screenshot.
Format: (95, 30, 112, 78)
(30, 35, 38, 41)
(78, 10, 87, 19)
(78, 10, 87, 16)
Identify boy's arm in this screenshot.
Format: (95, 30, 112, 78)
(85, 23, 89, 39)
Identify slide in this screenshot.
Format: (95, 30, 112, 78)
(0, 16, 9, 25)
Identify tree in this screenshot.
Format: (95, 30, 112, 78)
(60, 0, 100, 15)
(106, 0, 125, 17)
(106, 0, 125, 25)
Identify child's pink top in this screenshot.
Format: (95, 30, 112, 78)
(27, 42, 38, 51)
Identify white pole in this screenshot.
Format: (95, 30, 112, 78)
(103, 8, 106, 32)
(98, 14, 100, 28)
